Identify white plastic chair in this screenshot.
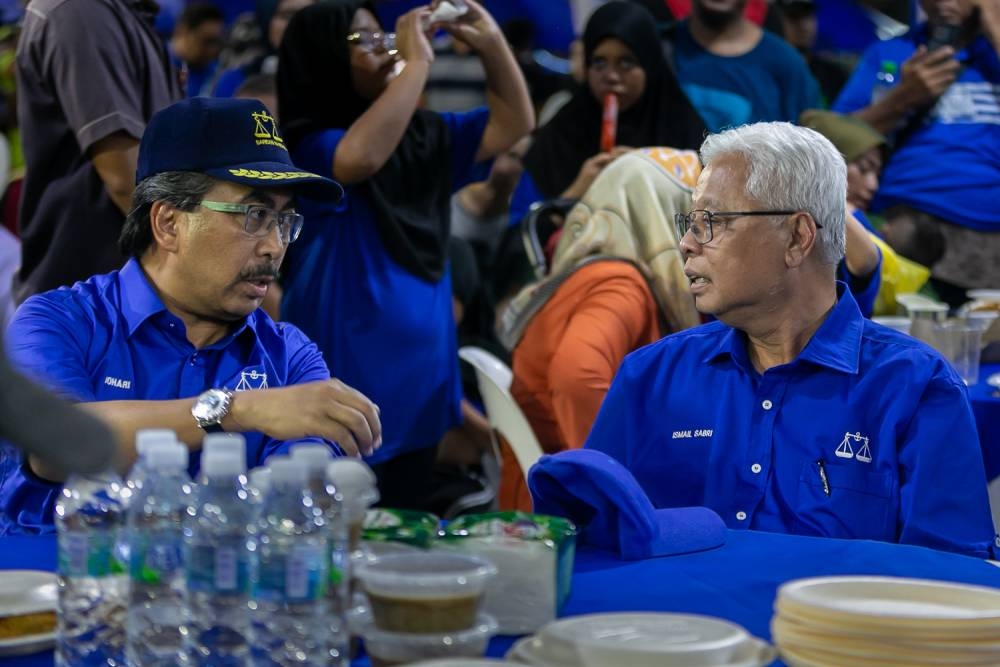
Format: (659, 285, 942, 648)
(458, 346, 544, 479)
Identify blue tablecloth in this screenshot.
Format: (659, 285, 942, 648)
(972, 363, 1000, 480)
(4, 530, 1000, 666)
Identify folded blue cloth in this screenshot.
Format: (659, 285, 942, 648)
(528, 449, 726, 560)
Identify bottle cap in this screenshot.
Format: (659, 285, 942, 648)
(202, 433, 246, 467)
(135, 429, 176, 457)
(145, 442, 189, 470)
(269, 458, 308, 488)
(326, 459, 379, 505)
(201, 450, 245, 478)
(248, 467, 272, 494)
(290, 444, 334, 475)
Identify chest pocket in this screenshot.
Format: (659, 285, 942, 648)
(796, 460, 897, 542)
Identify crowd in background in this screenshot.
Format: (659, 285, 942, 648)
(0, 0, 997, 533)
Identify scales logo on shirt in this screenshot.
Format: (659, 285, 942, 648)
(835, 431, 872, 463)
(252, 110, 285, 149)
(235, 369, 268, 391)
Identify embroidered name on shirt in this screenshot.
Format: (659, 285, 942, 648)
(104, 376, 132, 389)
(672, 429, 714, 439)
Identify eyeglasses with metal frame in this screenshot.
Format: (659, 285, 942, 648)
(346, 30, 398, 55)
(674, 209, 817, 245)
(200, 200, 305, 245)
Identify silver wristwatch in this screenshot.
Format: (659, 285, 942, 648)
(192, 388, 234, 433)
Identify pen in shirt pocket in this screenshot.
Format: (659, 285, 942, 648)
(816, 459, 831, 497)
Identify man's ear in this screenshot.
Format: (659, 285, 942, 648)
(149, 201, 183, 253)
(785, 211, 819, 269)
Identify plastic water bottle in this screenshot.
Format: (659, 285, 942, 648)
(184, 448, 253, 666)
(291, 445, 349, 666)
(201, 433, 247, 477)
(247, 467, 271, 504)
(125, 443, 192, 666)
(326, 459, 379, 556)
(248, 458, 328, 666)
(125, 429, 177, 496)
(120, 429, 177, 565)
(871, 60, 898, 104)
(55, 469, 128, 667)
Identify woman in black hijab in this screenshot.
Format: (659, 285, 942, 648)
(276, 0, 532, 510)
(509, 1, 706, 224)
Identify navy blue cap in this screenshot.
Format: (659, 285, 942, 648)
(136, 97, 343, 201)
(528, 450, 727, 560)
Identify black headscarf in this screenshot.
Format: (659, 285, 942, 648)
(278, 0, 452, 283)
(522, 1, 706, 199)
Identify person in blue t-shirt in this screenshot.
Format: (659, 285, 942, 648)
(0, 97, 383, 535)
(584, 121, 996, 559)
(832, 0, 1000, 305)
(669, 0, 822, 133)
(169, 3, 226, 98)
(276, 0, 533, 510)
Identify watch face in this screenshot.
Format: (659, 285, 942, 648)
(193, 390, 228, 421)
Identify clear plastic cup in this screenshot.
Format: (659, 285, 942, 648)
(934, 319, 989, 385)
(355, 552, 496, 633)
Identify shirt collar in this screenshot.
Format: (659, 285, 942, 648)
(118, 258, 260, 345)
(119, 258, 169, 337)
(703, 282, 863, 375)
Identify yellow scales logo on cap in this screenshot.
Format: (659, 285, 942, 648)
(252, 110, 284, 149)
(229, 110, 317, 181)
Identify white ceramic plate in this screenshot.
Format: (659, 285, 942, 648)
(778, 577, 1000, 622)
(0, 570, 57, 656)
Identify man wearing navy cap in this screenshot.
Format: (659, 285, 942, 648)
(584, 121, 996, 559)
(0, 97, 381, 534)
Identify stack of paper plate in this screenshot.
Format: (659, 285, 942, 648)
(772, 576, 1000, 667)
(505, 612, 775, 667)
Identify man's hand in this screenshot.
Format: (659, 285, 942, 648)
(437, 0, 502, 53)
(898, 45, 962, 107)
(227, 379, 382, 457)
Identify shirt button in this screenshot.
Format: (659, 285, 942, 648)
(751, 463, 762, 474)
(762, 400, 773, 410)
(736, 511, 747, 521)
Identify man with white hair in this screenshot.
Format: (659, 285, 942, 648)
(584, 121, 996, 558)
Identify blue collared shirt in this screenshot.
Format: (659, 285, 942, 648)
(0, 259, 334, 534)
(585, 284, 996, 558)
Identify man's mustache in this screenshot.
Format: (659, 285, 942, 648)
(239, 264, 280, 282)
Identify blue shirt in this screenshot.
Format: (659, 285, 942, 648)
(673, 21, 823, 132)
(833, 27, 1000, 232)
(585, 284, 996, 558)
(282, 108, 490, 465)
(0, 259, 334, 535)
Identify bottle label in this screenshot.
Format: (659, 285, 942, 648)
(254, 544, 326, 602)
(186, 542, 248, 594)
(130, 534, 183, 585)
(59, 531, 120, 577)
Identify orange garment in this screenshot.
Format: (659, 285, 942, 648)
(502, 260, 662, 511)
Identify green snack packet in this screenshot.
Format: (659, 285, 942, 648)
(362, 508, 440, 549)
(440, 511, 577, 634)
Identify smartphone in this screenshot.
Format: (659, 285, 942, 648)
(926, 23, 961, 52)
